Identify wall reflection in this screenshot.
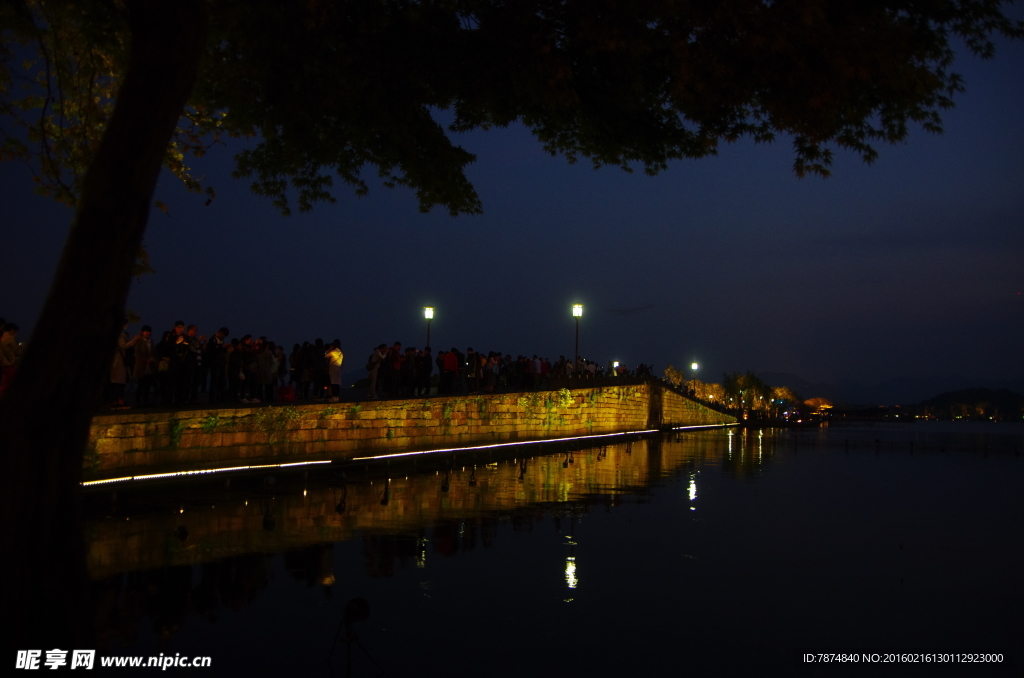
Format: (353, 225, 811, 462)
(82, 429, 773, 648)
(86, 432, 744, 581)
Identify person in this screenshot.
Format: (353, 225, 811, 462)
(109, 319, 140, 408)
(312, 338, 329, 400)
(469, 349, 486, 394)
(298, 342, 315, 400)
(274, 343, 288, 388)
(205, 327, 230, 404)
(164, 320, 187, 404)
(435, 350, 446, 394)
(384, 342, 402, 398)
(400, 346, 416, 396)
(134, 325, 156, 406)
(255, 339, 275, 403)
(0, 322, 21, 397)
(442, 348, 459, 394)
(367, 343, 387, 399)
(484, 352, 498, 393)
(455, 347, 467, 393)
(289, 343, 302, 387)
(325, 339, 344, 402)
(226, 337, 243, 401)
(416, 346, 433, 396)
(184, 324, 203, 403)
(154, 330, 175, 405)
(239, 334, 259, 403)
(465, 347, 478, 393)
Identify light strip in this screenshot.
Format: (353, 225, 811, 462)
(81, 459, 333, 487)
(81, 422, 738, 486)
(350, 429, 658, 461)
(350, 422, 737, 461)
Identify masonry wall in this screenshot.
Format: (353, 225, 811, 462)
(85, 383, 735, 480)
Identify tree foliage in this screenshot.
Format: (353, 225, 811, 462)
(3, 0, 1022, 215)
(0, 0, 220, 206)
(665, 365, 727, 403)
(724, 370, 773, 410)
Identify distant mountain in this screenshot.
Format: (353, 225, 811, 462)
(758, 372, 1024, 407)
(921, 388, 1022, 405)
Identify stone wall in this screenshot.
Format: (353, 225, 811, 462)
(85, 382, 735, 480)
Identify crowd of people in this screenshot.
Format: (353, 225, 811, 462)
(103, 320, 350, 409)
(364, 343, 651, 400)
(0, 315, 653, 410)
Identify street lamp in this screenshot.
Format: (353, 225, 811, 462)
(572, 304, 583, 373)
(423, 306, 434, 347)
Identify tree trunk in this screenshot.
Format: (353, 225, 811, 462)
(0, 0, 207, 649)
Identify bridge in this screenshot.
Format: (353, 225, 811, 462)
(85, 379, 736, 483)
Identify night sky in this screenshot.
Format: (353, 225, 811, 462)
(2, 37, 1022, 402)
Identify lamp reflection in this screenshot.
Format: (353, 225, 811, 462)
(565, 556, 578, 589)
(564, 516, 578, 599)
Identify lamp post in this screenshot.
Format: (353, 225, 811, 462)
(572, 304, 583, 373)
(424, 306, 434, 347)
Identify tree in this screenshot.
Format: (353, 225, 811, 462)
(2, 0, 1022, 646)
(770, 385, 801, 417)
(724, 370, 773, 412)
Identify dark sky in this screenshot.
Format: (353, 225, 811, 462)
(2, 38, 1022, 394)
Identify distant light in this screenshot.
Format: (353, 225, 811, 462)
(691, 362, 699, 371)
(572, 303, 583, 317)
(423, 306, 434, 319)
(613, 361, 619, 369)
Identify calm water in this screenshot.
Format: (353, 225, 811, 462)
(83, 422, 1024, 676)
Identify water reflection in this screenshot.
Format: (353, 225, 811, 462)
(83, 431, 739, 650)
(81, 422, 1023, 660)
(85, 432, 733, 582)
(93, 553, 273, 648)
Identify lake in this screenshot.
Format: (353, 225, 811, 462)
(83, 421, 1023, 676)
